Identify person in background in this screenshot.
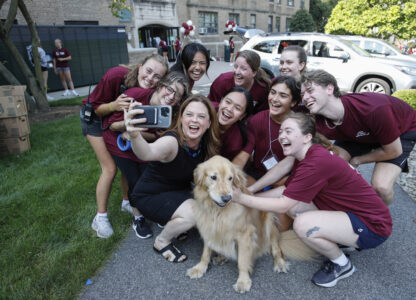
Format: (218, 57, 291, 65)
(174, 36, 182, 59)
(27, 40, 53, 100)
(52, 38, 79, 97)
(159, 38, 169, 63)
(208, 50, 270, 113)
(170, 42, 210, 91)
(229, 36, 235, 66)
(278, 45, 307, 80)
(81, 54, 168, 238)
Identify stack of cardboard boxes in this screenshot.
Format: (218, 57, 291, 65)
(0, 86, 31, 157)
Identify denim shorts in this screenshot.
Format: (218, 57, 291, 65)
(346, 212, 388, 250)
(335, 131, 416, 172)
(56, 67, 70, 72)
(80, 111, 102, 137)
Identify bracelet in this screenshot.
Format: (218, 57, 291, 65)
(109, 102, 114, 112)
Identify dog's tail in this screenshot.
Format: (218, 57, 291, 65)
(278, 230, 319, 261)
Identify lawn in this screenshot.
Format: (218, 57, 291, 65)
(0, 113, 132, 299)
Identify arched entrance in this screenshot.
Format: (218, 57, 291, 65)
(139, 24, 179, 61)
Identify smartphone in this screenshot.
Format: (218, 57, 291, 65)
(133, 105, 172, 128)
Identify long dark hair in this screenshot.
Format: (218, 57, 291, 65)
(170, 43, 210, 79)
(220, 86, 254, 147)
(270, 75, 301, 105)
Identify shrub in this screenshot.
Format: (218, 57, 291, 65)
(392, 89, 416, 110)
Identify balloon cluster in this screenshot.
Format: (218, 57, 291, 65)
(180, 20, 195, 37)
(225, 20, 237, 31)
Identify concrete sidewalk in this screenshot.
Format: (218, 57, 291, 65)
(79, 164, 416, 300)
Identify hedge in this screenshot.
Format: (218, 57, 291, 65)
(392, 89, 416, 110)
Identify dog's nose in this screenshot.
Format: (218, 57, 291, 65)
(221, 195, 232, 203)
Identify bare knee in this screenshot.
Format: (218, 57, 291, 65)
(293, 214, 310, 238)
(372, 182, 394, 205)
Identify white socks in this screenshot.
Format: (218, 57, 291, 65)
(331, 253, 349, 266)
(97, 212, 108, 218)
(122, 199, 130, 206)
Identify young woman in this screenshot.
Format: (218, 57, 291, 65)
(278, 45, 307, 79)
(102, 72, 189, 239)
(229, 36, 235, 65)
(158, 38, 169, 63)
(216, 87, 254, 162)
(233, 113, 392, 288)
(81, 54, 168, 238)
(124, 95, 220, 262)
(52, 38, 79, 97)
(208, 50, 270, 114)
(170, 42, 210, 90)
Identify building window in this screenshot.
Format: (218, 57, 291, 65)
(301, 0, 305, 9)
(276, 16, 280, 32)
(287, 0, 294, 7)
(269, 0, 274, 3)
(268, 16, 273, 32)
(198, 11, 218, 34)
(229, 13, 240, 25)
(286, 17, 291, 31)
(64, 20, 99, 25)
(250, 14, 256, 28)
(277, 0, 281, 4)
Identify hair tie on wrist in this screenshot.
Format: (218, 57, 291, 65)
(109, 102, 114, 112)
(117, 133, 131, 151)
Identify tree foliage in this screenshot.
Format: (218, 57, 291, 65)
(289, 9, 316, 32)
(108, 0, 131, 18)
(310, 0, 340, 32)
(325, 0, 416, 40)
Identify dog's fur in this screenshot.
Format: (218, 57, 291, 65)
(187, 155, 317, 293)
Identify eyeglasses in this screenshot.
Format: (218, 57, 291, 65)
(164, 85, 182, 101)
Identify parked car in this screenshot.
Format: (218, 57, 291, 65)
(339, 35, 416, 63)
(240, 32, 416, 95)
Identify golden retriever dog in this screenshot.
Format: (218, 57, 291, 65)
(187, 155, 317, 293)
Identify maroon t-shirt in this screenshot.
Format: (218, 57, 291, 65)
(159, 40, 167, 48)
(208, 72, 269, 114)
(244, 110, 285, 177)
(102, 88, 153, 161)
(283, 144, 392, 237)
(52, 48, 70, 68)
(316, 93, 416, 145)
(220, 123, 251, 161)
(82, 66, 129, 110)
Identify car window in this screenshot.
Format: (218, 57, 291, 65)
(364, 40, 396, 56)
(253, 40, 279, 54)
(277, 39, 308, 54)
(312, 41, 344, 58)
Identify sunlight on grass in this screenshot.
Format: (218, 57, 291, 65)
(0, 115, 132, 299)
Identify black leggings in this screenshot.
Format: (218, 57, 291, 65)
(112, 155, 147, 200)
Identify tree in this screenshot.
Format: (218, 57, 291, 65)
(289, 9, 316, 32)
(310, 0, 339, 32)
(325, 0, 416, 40)
(0, 0, 49, 111)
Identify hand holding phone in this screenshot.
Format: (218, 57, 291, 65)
(133, 105, 172, 128)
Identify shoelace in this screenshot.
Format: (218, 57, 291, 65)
(321, 261, 336, 273)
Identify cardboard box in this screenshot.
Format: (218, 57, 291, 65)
(0, 95, 28, 119)
(0, 115, 31, 138)
(0, 135, 31, 156)
(0, 85, 26, 97)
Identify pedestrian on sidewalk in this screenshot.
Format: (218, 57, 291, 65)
(52, 38, 79, 97)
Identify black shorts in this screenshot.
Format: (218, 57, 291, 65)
(335, 131, 416, 172)
(162, 47, 169, 53)
(80, 113, 102, 137)
(41, 66, 48, 72)
(132, 189, 191, 225)
(230, 48, 235, 53)
(112, 155, 147, 199)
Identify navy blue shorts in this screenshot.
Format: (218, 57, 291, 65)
(346, 212, 388, 250)
(335, 131, 416, 172)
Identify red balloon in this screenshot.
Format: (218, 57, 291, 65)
(185, 29, 190, 36)
(189, 25, 194, 31)
(182, 22, 187, 27)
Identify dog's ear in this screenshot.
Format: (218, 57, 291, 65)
(194, 162, 206, 186)
(231, 163, 247, 189)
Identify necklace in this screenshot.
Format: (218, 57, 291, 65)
(184, 141, 202, 158)
(324, 118, 342, 130)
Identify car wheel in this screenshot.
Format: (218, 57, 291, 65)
(356, 78, 391, 95)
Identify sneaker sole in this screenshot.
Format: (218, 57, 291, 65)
(313, 265, 356, 288)
(132, 223, 153, 239)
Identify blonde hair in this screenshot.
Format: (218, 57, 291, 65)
(123, 54, 169, 88)
(170, 94, 220, 160)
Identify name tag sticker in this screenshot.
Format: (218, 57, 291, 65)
(262, 156, 278, 170)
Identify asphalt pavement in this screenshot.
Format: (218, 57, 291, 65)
(78, 61, 416, 300)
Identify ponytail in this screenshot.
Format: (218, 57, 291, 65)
(313, 132, 339, 155)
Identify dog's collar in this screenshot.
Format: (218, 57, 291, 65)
(184, 141, 202, 158)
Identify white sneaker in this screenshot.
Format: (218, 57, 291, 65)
(62, 90, 70, 96)
(121, 201, 134, 215)
(71, 90, 79, 96)
(91, 215, 114, 238)
(46, 94, 54, 101)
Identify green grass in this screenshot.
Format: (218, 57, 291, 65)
(0, 115, 132, 299)
(49, 96, 83, 107)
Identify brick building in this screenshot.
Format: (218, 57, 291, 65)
(1, 0, 309, 61)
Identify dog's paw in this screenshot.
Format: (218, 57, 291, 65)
(212, 254, 228, 266)
(233, 277, 252, 293)
(274, 257, 290, 273)
(186, 264, 207, 279)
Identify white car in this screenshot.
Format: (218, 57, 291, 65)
(339, 35, 416, 64)
(240, 32, 416, 95)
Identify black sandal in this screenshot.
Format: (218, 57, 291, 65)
(153, 243, 187, 263)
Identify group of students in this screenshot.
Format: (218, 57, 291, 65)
(80, 42, 416, 288)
